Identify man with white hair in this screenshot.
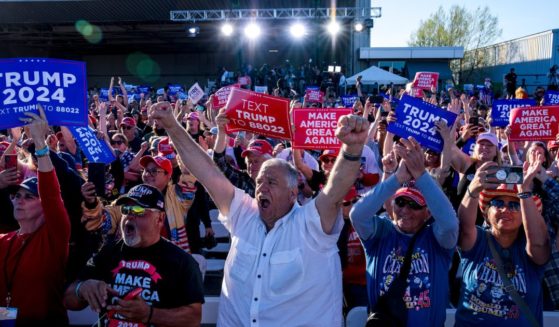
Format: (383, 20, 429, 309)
(149, 101, 370, 326)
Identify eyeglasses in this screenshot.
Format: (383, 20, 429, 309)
(121, 205, 160, 216)
(394, 197, 425, 210)
(489, 199, 521, 211)
(142, 168, 166, 176)
(10, 193, 37, 201)
(342, 198, 360, 207)
(111, 140, 124, 146)
(321, 158, 336, 164)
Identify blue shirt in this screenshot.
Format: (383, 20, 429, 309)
(350, 173, 459, 327)
(363, 220, 454, 327)
(456, 227, 545, 326)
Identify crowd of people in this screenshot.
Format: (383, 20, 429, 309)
(0, 70, 558, 327)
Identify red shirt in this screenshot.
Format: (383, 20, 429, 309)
(0, 170, 70, 325)
(343, 225, 367, 286)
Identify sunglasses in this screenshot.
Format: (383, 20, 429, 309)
(142, 168, 166, 176)
(489, 199, 521, 211)
(342, 198, 360, 207)
(321, 157, 336, 164)
(121, 205, 159, 216)
(394, 197, 425, 210)
(111, 140, 124, 146)
(10, 192, 37, 201)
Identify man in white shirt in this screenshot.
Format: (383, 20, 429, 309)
(149, 101, 369, 327)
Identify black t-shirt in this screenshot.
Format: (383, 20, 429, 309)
(79, 238, 204, 325)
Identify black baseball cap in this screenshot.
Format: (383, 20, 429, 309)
(17, 177, 39, 196)
(115, 184, 164, 211)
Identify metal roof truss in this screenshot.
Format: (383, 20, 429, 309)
(170, 7, 382, 22)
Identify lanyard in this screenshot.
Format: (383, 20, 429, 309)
(3, 233, 33, 308)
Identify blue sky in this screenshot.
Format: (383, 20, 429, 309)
(370, 0, 559, 47)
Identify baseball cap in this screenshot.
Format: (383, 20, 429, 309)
(476, 132, 498, 147)
(479, 184, 542, 215)
(149, 137, 164, 153)
(393, 187, 426, 207)
(187, 112, 199, 120)
(319, 149, 339, 162)
(548, 140, 559, 150)
(120, 117, 136, 127)
(17, 177, 39, 196)
(209, 127, 218, 135)
(139, 155, 173, 175)
(241, 139, 273, 158)
(157, 137, 176, 159)
(115, 184, 165, 211)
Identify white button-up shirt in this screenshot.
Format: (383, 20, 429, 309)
(217, 188, 344, 327)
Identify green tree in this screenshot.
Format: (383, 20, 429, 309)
(409, 5, 502, 84)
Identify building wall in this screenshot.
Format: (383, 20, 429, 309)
(463, 29, 559, 93)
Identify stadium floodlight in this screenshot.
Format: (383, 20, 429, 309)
(289, 22, 306, 38)
(327, 20, 341, 35)
(244, 22, 261, 39)
(354, 22, 364, 32)
(187, 26, 199, 37)
(221, 23, 234, 36)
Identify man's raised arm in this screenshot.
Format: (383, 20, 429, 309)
(315, 115, 369, 234)
(149, 102, 235, 216)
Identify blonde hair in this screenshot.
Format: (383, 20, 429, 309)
(515, 87, 528, 99)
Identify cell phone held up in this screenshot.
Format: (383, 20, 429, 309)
(5, 154, 17, 170)
(88, 163, 106, 196)
(468, 116, 479, 126)
(486, 166, 523, 184)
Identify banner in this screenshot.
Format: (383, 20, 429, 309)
(238, 76, 251, 86)
(212, 83, 240, 110)
(292, 108, 351, 149)
(98, 88, 110, 102)
(224, 88, 292, 140)
(544, 90, 559, 105)
(188, 82, 204, 104)
(341, 95, 359, 108)
(509, 105, 559, 141)
(69, 126, 116, 163)
(0, 58, 88, 129)
(167, 84, 183, 96)
(137, 85, 150, 94)
(305, 88, 324, 103)
(177, 92, 187, 100)
(491, 99, 536, 127)
(254, 85, 268, 94)
(123, 83, 135, 92)
(387, 95, 458, 152)
(412, 72, 439, 90)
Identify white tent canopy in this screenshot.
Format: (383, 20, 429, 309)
(346, 66, 408, 85)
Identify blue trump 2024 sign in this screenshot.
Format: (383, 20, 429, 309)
(69, 126, 116, 164)
(491, 99, 536, 127)
(341, 95, 359, 108)
(544, 90, 559, 105)
(0, 58, 87, 129)
(387, 95, 457, 153)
